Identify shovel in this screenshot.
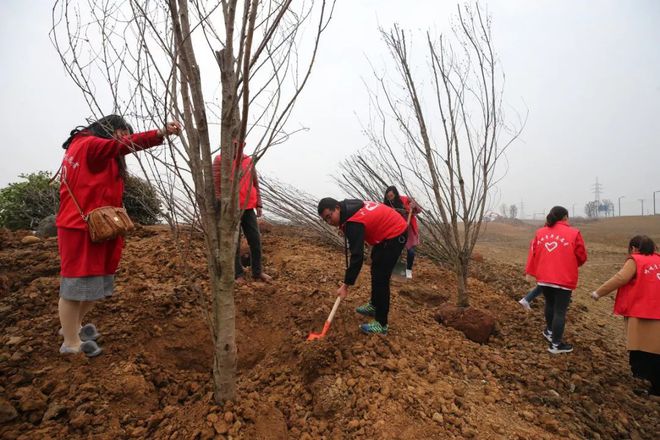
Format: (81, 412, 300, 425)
(307, 233, 351, 341)
(307, 296, 343, 341)
(393, 208, 413, 278)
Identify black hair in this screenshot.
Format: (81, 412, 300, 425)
(546, 206, 569, 227)
(317, 197, 339, 216)
(61, 115, 134, 179)
(628, 235, 657, 255)
(383, 185, 404, 211)
(62, 115, 134, 150)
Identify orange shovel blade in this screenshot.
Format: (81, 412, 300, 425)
(307, 321, 331, 341)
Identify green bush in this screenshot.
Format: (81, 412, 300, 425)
(123, 174, 162, 225)
(0, 172, 59, 230)
(0, 171, 162, 230)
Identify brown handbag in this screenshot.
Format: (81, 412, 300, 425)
(62, 176, 134, 243)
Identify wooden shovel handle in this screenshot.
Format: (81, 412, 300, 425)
(326, 296, 342, 324)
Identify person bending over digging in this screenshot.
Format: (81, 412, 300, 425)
(317, 198, 407, 334)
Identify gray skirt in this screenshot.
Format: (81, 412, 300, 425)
(60, 275, 114, 301)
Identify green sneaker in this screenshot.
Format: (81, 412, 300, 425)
(360, 321, 388, 334)
(355, 302, 376, 317)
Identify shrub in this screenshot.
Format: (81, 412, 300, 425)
(123, 174, 162, 225)
(0, 171, 162, 230)
(0, 172, 58, 230)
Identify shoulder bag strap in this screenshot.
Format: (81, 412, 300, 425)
(61, 173, 87, 222)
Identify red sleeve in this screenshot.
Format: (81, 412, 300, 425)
(252, 167, 263, 208)
(86, 130, 163, 168)
(525, 237, 537, 275)
(213, 155, 222, 200)
(574, 231, 587, 267)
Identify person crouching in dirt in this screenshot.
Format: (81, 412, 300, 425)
(213, 146, 272, 284)
(317, 198, 407, 334)
(57, 115, 181, 357)
(383, 186, 422, 279)
(525, 206, 587, 354)
(591, 235, 660, 397)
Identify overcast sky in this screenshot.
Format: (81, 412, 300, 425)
(1, 0, 659, 218)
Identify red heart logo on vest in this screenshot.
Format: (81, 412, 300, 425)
(544, 241, 558, 252)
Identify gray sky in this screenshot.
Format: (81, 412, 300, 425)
(1, 0, 659, 218)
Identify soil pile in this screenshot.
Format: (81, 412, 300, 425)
(0, 225, 658, 439)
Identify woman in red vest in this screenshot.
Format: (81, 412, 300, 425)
(317, 197, 407, 334)
(525, 206, 587, 354)
(592, 235, 660, 396)
(57, 115, 181, 357)
(384, 186, 422, 279)
(212, 150, 272, 284)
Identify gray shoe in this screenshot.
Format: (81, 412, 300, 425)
(60, 341, 102, 357)
(58, 324, 100, 341)
(80, 324, 100, 341)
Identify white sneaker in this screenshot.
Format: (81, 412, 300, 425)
(405, 269, 413, 279)
(518, 298, 531, 311)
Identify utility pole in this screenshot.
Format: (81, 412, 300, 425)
(654, 190, 660, 215)
(571, 203, 576, 218)
(618, 195, 625, 217)
(520, 199, 525, 220)
(638, 199, 645, 216)
(591, 177, 604, 218)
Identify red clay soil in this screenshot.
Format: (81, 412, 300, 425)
(0, 224, 658, 439)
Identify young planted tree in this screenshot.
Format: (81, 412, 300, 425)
(341, 3, 524, 307)
(51, 0, 333, 401)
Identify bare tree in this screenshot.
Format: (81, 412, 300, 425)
(51, 0, 333, 402)
(343, 3, 524, 307)
(260, 176, 341, 246)
(508, 204, 518, 219)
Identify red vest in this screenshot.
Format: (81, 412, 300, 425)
(525, 221, 587, 290)
(344, 201, 407, 245)
(400, 195, 418, 234)
(213, 154, 259, 209)
(614, 253, 660, 319)
(56, 130, 162, 230)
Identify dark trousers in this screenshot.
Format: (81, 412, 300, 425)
(370, 234, 406, 326)
(406, 246, 416, 270)
(542, 286, 572, 344)
(235, 209, 263, 278)
(630, 350, 660, 395)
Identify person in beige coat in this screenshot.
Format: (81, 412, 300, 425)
(592, 235, 660, 397)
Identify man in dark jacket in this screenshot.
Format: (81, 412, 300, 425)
(317, 197, 407, 334)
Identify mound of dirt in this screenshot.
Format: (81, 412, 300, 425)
(434, 304, 497, 343)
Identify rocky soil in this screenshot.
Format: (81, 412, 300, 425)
(0, 223, 658, 439)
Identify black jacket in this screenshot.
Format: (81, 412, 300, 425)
(339, 199, 366, 285)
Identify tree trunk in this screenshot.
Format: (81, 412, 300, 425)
(211, 212, 238, 402)
(455, 255, 470, 308)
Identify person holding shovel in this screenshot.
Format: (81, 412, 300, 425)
(384, 186, 421, 279)
(317, 198, 407, 334)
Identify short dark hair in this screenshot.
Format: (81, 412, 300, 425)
(546, 206, 569, 227)
(628, 235, 657, 255)
(317, 197, 339, 216)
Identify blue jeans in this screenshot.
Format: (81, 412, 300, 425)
(523, 285, 543, 303)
